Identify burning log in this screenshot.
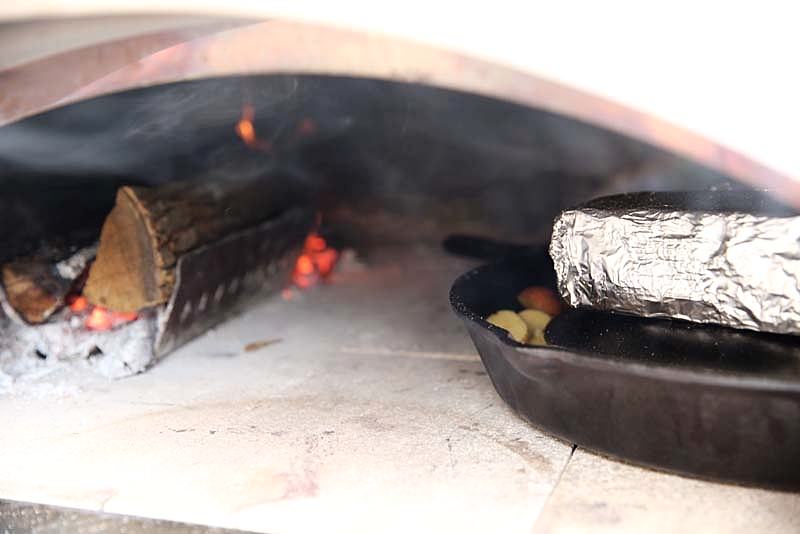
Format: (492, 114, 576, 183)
(2, 259, 71, 324)
(1, 246, 96, 324)
(83, 175, 307, 313)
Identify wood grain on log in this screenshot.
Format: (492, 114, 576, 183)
(83, 176, 305, 312)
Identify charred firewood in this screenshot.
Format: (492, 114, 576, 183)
(83, 174, 308, 312)
(0, 245, 95, 324)
(2, 259, 70, 324)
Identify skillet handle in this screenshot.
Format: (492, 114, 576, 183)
(442, 234, 540, 261)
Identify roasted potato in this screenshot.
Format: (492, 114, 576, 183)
(518, 309, 551, 332)
(486, 310, 529, 343)
(518, 309, 551, 346)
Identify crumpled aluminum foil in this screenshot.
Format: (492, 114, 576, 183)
(549, 191, 800, 335)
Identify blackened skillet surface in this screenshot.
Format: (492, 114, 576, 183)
(449, 250, 800, 488)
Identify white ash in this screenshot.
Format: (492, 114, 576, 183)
(0, 310, 158, 382)
(55, 244, 97, 280)
(92, 314, 158, 378)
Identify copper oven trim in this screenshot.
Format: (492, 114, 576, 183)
(1, 18, 797, 204)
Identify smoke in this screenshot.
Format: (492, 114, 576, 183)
(0, 74, 737, 249)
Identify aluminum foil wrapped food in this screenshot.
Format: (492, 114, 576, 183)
(549, 191, 800, 335)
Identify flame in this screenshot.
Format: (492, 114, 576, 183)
(291, 233, 339, 289)
(235, 104, 271, 151)
(235, 105, 256, 145)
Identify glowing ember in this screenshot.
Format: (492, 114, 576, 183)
(235, 104, 271, 151)
(306, 234, 326, 252)
(292, 233, 339, 289)
(67, 295, 88, 313)
(67, 292, 138, 331)
(85, 306, 138, 331)
(296, 255, 314, 276)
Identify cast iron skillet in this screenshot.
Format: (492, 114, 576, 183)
(448, 238, 800, 488)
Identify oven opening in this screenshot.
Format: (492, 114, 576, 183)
(0, 74, 739, 385)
